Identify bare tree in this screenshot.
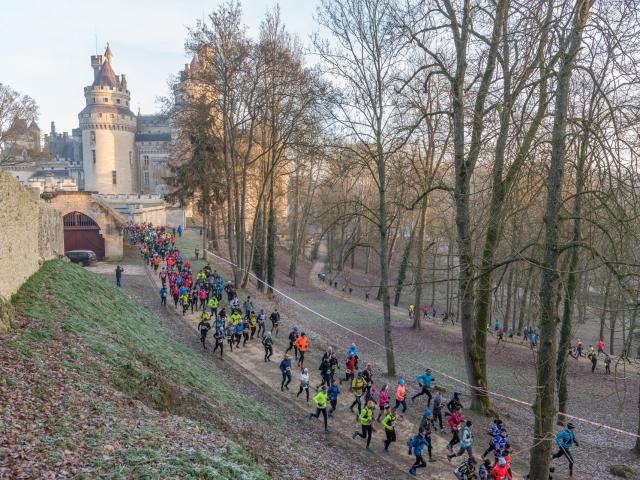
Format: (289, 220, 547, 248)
(315, 0, 417, 375)
(0, 83, 38, 166)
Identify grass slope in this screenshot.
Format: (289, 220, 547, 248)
(4, 259, 270, 479)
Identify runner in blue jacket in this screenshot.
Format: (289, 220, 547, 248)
(408, 428, 430, 476)
(411, 368, 435, 406)
(552, 423, 578, 477)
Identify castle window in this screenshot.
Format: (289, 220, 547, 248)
(98, 113, 102, 118)
(104, 98, 108, 102)
(92, 149, 96, 164)
(116, 99, 121, 104)
(144, 171, 150, 186)
(90, 131, 96, 145)
(112, 170, 117, 185)
(129, 151, 133, 165)
(144, 155, 149, 167)
(93, 97, 96, 103)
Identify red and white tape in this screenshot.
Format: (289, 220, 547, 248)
(205, 248, 640, 441)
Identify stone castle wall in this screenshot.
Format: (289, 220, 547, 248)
(0, 172, 64, 301)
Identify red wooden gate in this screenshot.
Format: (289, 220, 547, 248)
(63, 211, 105, 260)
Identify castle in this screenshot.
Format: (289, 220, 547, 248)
(78, 44, 172, 195)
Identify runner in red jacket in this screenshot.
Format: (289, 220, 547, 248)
(447, 409, 463, 452)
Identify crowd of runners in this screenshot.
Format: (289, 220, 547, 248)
(125, 222, 580, 479)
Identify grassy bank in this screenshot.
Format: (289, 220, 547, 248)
(3, 259, 270, 479)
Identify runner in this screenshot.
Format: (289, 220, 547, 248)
(297, 368, 310, 402)
(327, 379, 340, 416)
(432, 391, 444, 431)
(294, 332, 309, 368)
(350, 371, 366, 414)
(418, 409, 435, 462)
(285, 327, 300, 360)
(280, 354, 292, 391)
(381, 406, 397, 454)
(604, 354, 611, 374)
(343, 351, 356, 386)
(552, 423, 578, 477)
(352, 399, 375, 452)
(453, 458, 477, 480)
(270, 309, 280, 336)
(256, 309, 266, 338)
(242, 296, 254, 317)
(262, 332, 274, 362)
(347, 343, 359, 370)
(159, 286, 167, 306)
(407, 427, 429, 476)
(309, 385, 330, 432)
(394, 378, 407, 413)
(490, 457, 512, 479)
(197, 315, 211, 349)
(447, 391, 463, 413)
(447, 407, 463, 452)
(411, 368, 435, 405)
(376, 383, 390, 422)
(225, 320, 235, 353)
(208, 295, 219, 319)
(482, 419, 503, 459)
(479, 459, 492, 480)
(212, 325, 224, 358)
(448, 420, 475, 463)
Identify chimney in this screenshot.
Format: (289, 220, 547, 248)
(50, 121, 56, 135)
(91, 55, 103, 81)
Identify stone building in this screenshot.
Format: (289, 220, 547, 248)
(44, 190, 126, 260)
(78, 44, 173, 196)
(135, 114, 172, 195)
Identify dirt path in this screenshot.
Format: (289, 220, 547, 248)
(100, 249, 440, 479)
(116, 228, 639, 479)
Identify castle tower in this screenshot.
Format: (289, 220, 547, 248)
(79, 44, 137, 194)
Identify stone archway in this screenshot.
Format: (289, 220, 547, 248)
(62, 211, 106, 260)
(45, 191, 126, 260)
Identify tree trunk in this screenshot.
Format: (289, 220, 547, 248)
(413, 197, 428, 328)
(557, 126, 588, 426)
(635, 378, 640, 453)
(394, 217, 419, 307)
(430, 241, 437, 307)
(529, 1, 590, 475)
(610, 296, 618, 355)
(252, 206, 265, 289)
(266, 172, 277, 294)
(518, 268, 533, 336)
(599, 277, 612, 342)
(378, 181, 396, 376)
(445, 241, 452, 317)
(202, 204, 208, 261)
(504, 267, 514, 331)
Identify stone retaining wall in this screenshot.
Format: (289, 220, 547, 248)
(0, 172, 64, 328)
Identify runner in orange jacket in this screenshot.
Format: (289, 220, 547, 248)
(294, 332, 309, 368)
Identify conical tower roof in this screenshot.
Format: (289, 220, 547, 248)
(93, 44, 118, 88)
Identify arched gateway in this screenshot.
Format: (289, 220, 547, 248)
(62, 211, 106, 260)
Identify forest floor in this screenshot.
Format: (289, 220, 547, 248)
(186, 230, 640, 479)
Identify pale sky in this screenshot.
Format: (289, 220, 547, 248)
(0, 0, 317, 134)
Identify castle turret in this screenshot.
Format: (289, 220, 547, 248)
(79, 44, 137, 194)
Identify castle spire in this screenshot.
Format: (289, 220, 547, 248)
(104, 43, 113, 63)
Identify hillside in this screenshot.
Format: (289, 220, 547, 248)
(1, 259, 401, 479)
(0, 259, 270, 479)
